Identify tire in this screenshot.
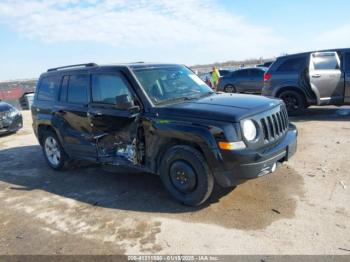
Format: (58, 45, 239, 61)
(278, 90, 306, 116)
(41, 130, 69, 170)
(224, 85, 236, 93)
(159, 145, 214, 206)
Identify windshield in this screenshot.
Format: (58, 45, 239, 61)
(132, 65, 213, 105)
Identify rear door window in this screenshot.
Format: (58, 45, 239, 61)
(276, 57, 307, 72)
(67, 74, 89, 104)
(312, 52, 340, 70)
(59, 75, 69, 102)
(91, 74, 132, 108)
(37, 76, 60, 101)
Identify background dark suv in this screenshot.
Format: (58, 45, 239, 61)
(218, 67, 266, 94)
(262, 48, 350, 115)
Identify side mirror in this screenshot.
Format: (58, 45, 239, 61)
(115, 94, 134, 109)
(128, 105, 141, 114)
(115, 95, 140, 113)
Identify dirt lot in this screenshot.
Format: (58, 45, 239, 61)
(0, 107, 350, 255)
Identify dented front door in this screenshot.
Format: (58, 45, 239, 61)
(87, 72, 140, 165)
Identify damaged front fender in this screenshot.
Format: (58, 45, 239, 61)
(144, 118, 225, 175)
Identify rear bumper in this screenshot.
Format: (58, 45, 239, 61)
(214, 123, 298, 187)
(0, 115, 23, 134)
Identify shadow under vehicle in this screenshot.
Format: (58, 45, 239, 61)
(31, 63, 297, 206)
(262, 48, 350, 115)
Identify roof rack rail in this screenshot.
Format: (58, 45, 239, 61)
(47, 63, 97, 72)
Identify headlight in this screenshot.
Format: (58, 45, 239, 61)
(242, 119, 257, 141)
(7, 108, 20, 118)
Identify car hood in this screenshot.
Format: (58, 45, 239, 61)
(0, 101, 13, 112)
(155, 93, 281, 122)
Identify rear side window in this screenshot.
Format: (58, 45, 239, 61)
(219, 70, 230, 76)
(67, 74, 89, 104)
(312, 53, 340, 70)
(37, 76, 59, 101)
(234, 70, 250, 77)
(91, 74, 132, 107)
(276, 57, 307, 72)
(344, 53, 350, 72)
(249, 69, 264, 77)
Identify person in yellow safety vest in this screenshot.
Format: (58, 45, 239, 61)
(211, 66, 220, 90)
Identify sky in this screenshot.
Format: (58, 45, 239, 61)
(0, 0, 350, 81)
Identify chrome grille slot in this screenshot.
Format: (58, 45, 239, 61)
(259, 105, 289, 143)
(272, 114, 279, 136)
(267, 116, 274, 138)
(260, 119, 269, 141)
(277, 112, 283, 131)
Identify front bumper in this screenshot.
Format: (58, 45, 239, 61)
(214, 123, 298, 187)
(0, 114, 23, 134)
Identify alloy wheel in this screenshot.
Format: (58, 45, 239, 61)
(44, 136, 61, 166)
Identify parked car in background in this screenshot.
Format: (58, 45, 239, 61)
(262, 48, 350, 115)
(199, 69, 233, 89)
(0, 100, 23, 135)
(217, 67, 266, 94)
(31, 62, 297, 206)
(19, 92, 35, 110)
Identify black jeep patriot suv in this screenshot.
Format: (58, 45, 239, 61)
(32, 63, 298, 206)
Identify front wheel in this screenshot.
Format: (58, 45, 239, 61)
(279, 90, 306, 116)
(159, 145, 214, 206)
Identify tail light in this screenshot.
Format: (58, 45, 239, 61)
(263, 73, 272, 82)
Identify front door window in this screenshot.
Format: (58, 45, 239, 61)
(88, 72, 140, 164)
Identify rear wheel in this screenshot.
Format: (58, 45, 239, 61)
(279, 90, 306, 116)
(160, 145, 214, 206)
(224, 85, 236, 93)
(42, 131, 69, 170)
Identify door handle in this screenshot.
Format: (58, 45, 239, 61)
(312, 74, 321, 78)
(54, 110, 66, 116)
(87, 112, 103, 117)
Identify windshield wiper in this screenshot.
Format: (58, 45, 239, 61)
(157, 97, 188, 105)
(199, 91, 215, 98)
(157, 95, 198, 105)
(156, 92, 214, 106)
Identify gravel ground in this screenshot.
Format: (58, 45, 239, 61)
(0, 107, 349, 255)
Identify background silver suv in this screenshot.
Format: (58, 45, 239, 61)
(262, 48, 350, 115)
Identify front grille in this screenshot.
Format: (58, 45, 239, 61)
(0, 112, 5, 123)
(259, 105, 289, 143)
(0, 112, 10, 128)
